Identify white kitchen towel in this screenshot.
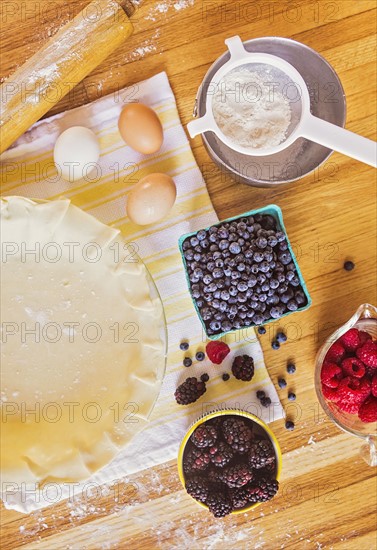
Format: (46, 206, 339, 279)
(0, 72, 284, 512)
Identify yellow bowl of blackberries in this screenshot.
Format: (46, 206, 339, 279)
(178, 409, 282, 517)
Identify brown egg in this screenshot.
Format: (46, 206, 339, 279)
(118, 103, 163, 154)
(127, 173, 176, 226)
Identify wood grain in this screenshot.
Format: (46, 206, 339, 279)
(0, 1, 376, 549)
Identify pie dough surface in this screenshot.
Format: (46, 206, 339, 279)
(0, 197, 166, 485)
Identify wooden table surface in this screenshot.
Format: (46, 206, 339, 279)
(1, 1, 376, 549)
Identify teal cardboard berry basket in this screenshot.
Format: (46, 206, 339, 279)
(178, 204, 312, 340)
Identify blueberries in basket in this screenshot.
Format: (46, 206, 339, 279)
(181, 214, 307, 336)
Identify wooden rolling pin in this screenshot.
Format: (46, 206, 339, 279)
(0, 0, 136, 154)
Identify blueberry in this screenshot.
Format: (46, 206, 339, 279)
(261, 396, 271, 407)
(271, 340, 280, 350)
(295, 290, 306, 305)
(253, 314, 264, 325)
(253, 251, 264, 262)
(237, 281, 248, 292)
(229, 242, 241, 254)
(196, 230, 207, 241)
(180, 341, 189, 351)
(222, 373, 230, 381)
(190, 236, 199, 247)
(259, 261, 270, 273)
(287, 362, 296, 374)
(256, 237, 268, 249)
(287, 300, 298, 311)
(276, 231, 286, 242)
(213, 268, 223, 279)
(290, 276, 300, 287)
(344, 260, 355, 271)
(270, 306, 284, 319)
(270, 279, 279, 289)
(268, 236, 278, 247)
(221, 320, 233, 332)
(201, 373, 209, 382)
(209, 225, 218, 234)
(209, 320, 221, 332)
(276, 331, 287, 343)
(286, 270, 295, 282)
(257, 326, 266, 334)
(288, 392, 296, 401)
(278, 378, 287, 388)
(203, 274, 212, 285)
(285, 420, 295, 431)
(237, 263, 246, 272)
(219, 239, 229, 250)
(196, 352, 205, 361)
(248, 275, 257, 288)
(183, 357, 192, 367)
(279, 252, 292, 265)
(209, 233, 218, 243)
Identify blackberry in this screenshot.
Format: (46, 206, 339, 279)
(207, 489, 233, 517)
(185, 476, 210, 504)
(191, 424, 218, 448)
(200, 373, 209, 383)
(183, 357, 192, 367)
(222, 417, 253, 454)
(208, 467, 224, 484)
(248, 477, 279, 502)
(249, 439, 275, 469)
(183, 446, 211, 473)
(175, 377, 206, 405)
(231, 355, 255, 381)
(230, 487, 251, 510)
(222, 463, 253, 488)
(180, 341, 189, 350)
(209, 440, 234, 468)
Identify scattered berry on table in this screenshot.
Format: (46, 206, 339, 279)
(288, 392, 296, 401)
(209, 440, 234, 468)
(196, 351, 205, 361)
(222, 373, 230, 381)
(175, 377, 206, 405)
(343, 260, 355, 271)
(200, 373, 209, 383)
(206, 340, 230, 364)
(183, 357, 192, 367)
(191, 424, 218, 448)
(256, 390, 266, 400)
(276, 331, 287, 343)
(271, 340, 280, 350)
(278, 378, 287, 389)
(287, 362, 296, 374)
(248, 439, 275, 469)
(258, 326, 266, 335)
(185, 476, 210, 503)
(285, 420, 295, 430)
(261, 396, 271, 407)
(180, 341, 189, 350)
(232, 354, 255, 381)
(222, 417, 253, 454)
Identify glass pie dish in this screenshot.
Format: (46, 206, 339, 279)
(315, 303, 377, 466)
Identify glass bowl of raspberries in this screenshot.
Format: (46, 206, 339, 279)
(315, 303, 377, 466)
(178, 410, 282, 517)
(178, 205, 311, 340)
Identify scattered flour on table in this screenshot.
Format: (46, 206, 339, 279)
(213, 68, 291, 150)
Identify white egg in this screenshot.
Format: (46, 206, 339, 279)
(54, 126, 100, 183)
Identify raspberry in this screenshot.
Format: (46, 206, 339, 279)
(372, 374, 377, 398)
(340, 329, 360, 352)
(358, 395, 377, 423)
(206, 341, 230, 364)
(325, 342, 346, 364)
(336, 400, 360, 414)
(341, 357, 365, 379)
(337, 376, 371, 405)
(358, 331, 372, 346)
(356, 340, 377, 368)
(322, 384, 341, 402)
(321, 362, 343, 388)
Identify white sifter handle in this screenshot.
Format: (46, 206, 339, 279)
(300, 115, 377, 168)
